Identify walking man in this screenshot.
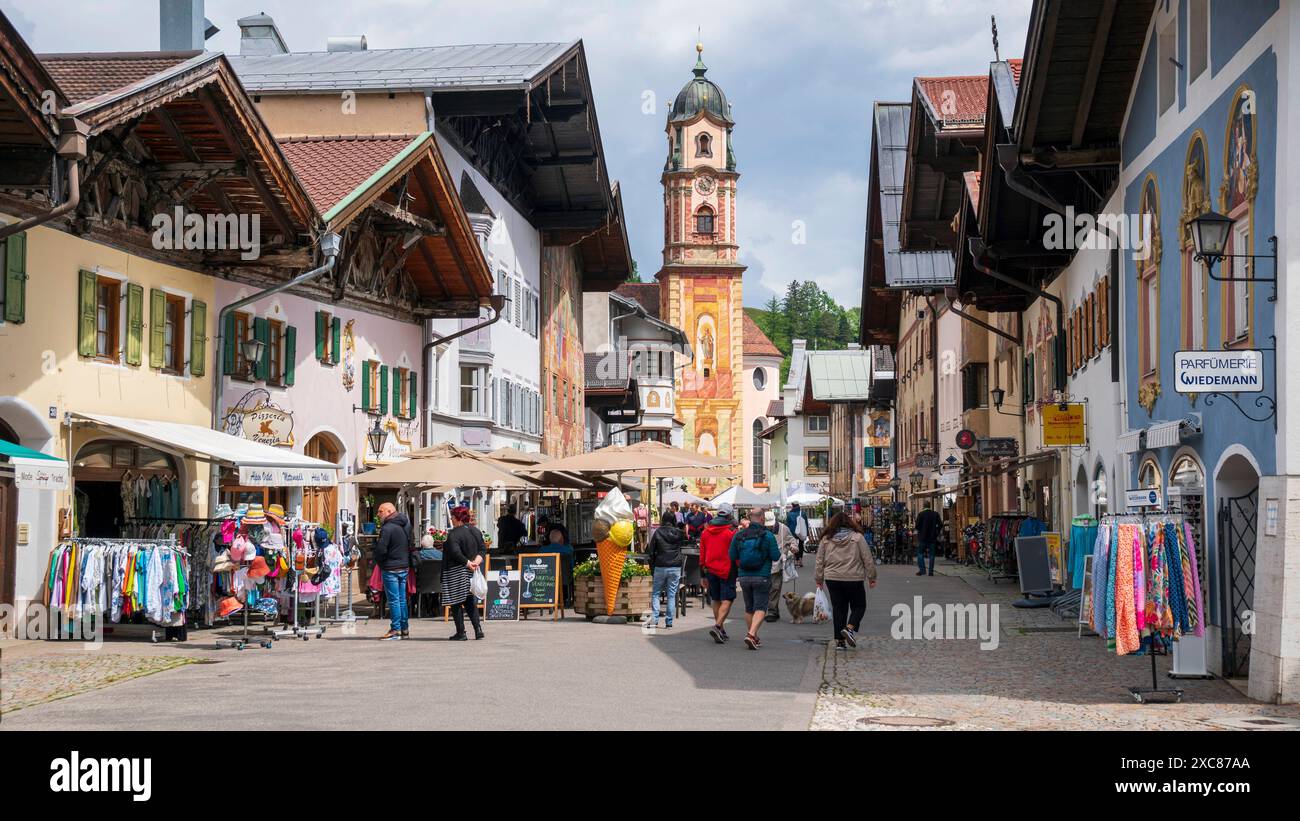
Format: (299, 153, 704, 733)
(730, 508, 782, 649)
(786, 502, 809, 566)
(372, 502, 413, 640)
(915, 501, 942, 577)
(765, 509, 796, 622)
(699, 504, 738, 643)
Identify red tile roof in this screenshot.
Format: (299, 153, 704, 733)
(614, 281, 662, 319)
(1009, 58, 1023, 86)
(278, 135, 419, 213)
(40, 51, 201, 104)
(963, 171, 981, 216)
(743, 314, 782, 358)
(915, 74, 988, 128)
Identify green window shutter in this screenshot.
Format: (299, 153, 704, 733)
(361, 361, 372, 411)
(222, 313, 236, 375)
(253, 317, 269, 381)
(331, 317, 342, 365)
(392, 368, 402, 418)
(379, 365, 390, 416)
(190, 300, 207, 377)
(314, 311, 326, 361)
(863, 446, 875, 469)
(78, 269, 97, 357)
(147, 288, 165, 368)
(4, 231, 27, 323)
(408, 371, 418, 420)
(284, 325, 297, 386)
(124, 284, 144, 366)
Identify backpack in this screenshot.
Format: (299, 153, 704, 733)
(737, 532, 769, 572)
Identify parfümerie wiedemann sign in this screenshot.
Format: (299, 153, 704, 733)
(1173, 350, 1263, 393)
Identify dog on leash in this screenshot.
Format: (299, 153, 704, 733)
(784, 591, 816, 624)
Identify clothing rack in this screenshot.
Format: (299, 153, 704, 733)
(61, 536, 189, 642)
(1099, 510, 1187, 704)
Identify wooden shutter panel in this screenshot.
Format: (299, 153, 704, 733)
(253, 317, 269, 381)
(331, 317, 342, 365)
(361, 361, 371, 411)
(3, 231, 26, 323)
(222, 312, 236, 375)
(125, 284, 144, 366)
(78, 269, 97, 357)
(147, 288, 165, 368)
(190, 300, 207, 377)
(284, 326, 297, 386)
(392, 368, 402, 417)
(315, 311, 326, 360)
(408, 371, 418, 420)
(379, 365, 389, 416)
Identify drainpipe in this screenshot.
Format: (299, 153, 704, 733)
(995, 144, 1065, 216)
(971, 250, 1066, 394)
(0, 116, 89, 242)
(420, 294, 507, 448)
(208, 233, 342, 513)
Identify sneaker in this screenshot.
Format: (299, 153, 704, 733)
(665, 622, 673, 629)
(709, 626, 725, 644)
(928, 572, 934, 576)
(744, 634, 758, 650)
(400, 630, 409, 639)
(841, 627, 857, 648)
(765, 613, 779, 623)
(474, 630, 485, 641)
(379, 630, 402, 641)
(719, 626, 730, 642)
(646, 619, 660, 630)
(835, 640, 848, 651)
(448, 633, 468, 641)
(915, 570, 926, 576)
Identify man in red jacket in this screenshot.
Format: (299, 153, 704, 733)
(699, 503, 739, 644)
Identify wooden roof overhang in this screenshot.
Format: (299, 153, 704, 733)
(0, 52, 320, 273)
(899, 81, 984, 252)
(858, 113, 900, 348)
(320, 133, 495, 320)
(430, 42, 632, 289)
(0, 10, 65, 187)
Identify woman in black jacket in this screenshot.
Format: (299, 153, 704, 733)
(647, 512, 686, 629)
(441, 506, 485, 641)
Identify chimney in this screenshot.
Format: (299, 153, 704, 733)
(327, 36, 368, 53)
(160, 0, 218, 51)
(238, 12, 290, 56)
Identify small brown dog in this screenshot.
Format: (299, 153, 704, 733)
(784, 591, 816, 624)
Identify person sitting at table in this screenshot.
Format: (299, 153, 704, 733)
(497, 505, 527, 549)
(545, 528, 575, 607)
(539, 515, 569, 547)
(418, 534, 443, 561)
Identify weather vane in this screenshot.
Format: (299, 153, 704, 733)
(991, 15, 1001, 62)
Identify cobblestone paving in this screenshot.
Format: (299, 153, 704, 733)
(1, 652, 198, 716)
(812, 561, 1300, 730)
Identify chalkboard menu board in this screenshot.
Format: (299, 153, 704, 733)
(518, 553, 560, 611)
(484, 556, 520, 621)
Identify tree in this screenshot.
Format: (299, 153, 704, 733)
(762, 295, 782, 342)
(626, 260, 641, 283)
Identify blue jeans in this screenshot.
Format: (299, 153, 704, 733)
(651, 566, 682, 623)
(383, 570, 409, 632)
(916, 542, 936, 574)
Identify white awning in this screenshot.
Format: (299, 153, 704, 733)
(72, 413, 340, 487)
(1117, 430, 1144, 455)
(1145, 420, 1184, 450)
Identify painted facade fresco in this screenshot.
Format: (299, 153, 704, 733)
(541, 246, 585, 458)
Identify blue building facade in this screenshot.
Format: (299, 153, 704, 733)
(1118, 0, 1291, 694)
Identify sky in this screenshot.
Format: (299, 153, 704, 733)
(5, 0, 1030, 309)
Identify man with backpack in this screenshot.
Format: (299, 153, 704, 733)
(729, 507, 782, 650)
(699, 504, 739, 643)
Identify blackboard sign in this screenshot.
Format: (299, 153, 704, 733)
(484, 556, 520, 621)
(518, 553, 561, 613)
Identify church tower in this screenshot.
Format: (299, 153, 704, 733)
(658, 43, 746, 496)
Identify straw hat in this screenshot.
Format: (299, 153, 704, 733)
(243, 503, 267, 526)
(214, 503, 235, 519)
(267, 504, 286, 525)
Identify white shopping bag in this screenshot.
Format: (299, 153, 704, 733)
(470, 568, 488, 601)
(782, 556, 799, 584)
(813, 587, 832, 623)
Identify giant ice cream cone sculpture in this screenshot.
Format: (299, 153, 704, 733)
(595, 538, 627, 616)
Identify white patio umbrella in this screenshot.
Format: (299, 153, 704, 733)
(661, 488, 707, 506)
(710, 485, 779, 508)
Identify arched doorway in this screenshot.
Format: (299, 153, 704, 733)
(73, 439, 180, 538)
(303, 433, 342, 532)
(1215, 451, 1259, 679)
(0, 418, 18, 445)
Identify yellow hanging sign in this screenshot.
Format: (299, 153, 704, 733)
(1041, 404, 1086, 447)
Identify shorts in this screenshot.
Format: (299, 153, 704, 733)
(706, 572, 737, 602)
(738, 576, 771, 614)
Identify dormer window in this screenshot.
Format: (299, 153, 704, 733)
(695, 206, 715, 236)
(696, 133, 713, 158)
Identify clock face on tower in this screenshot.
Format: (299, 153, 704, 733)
(695, 175, 716, 196)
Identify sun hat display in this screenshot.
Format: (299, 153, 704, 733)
(243, 503, 267, 526)
(212, 550, 236, 573)
(220, 518, 237, 545)
(215, 503, 235, 519)
(314, 527, 330, 549)
(267, 504, 286, 525)
(230, 535, 252, 562)
(234, 503, 249, 519)
(292, 528, 306, 551)
(262, 528, 285, 551)
(252, 598, 278, 616)
(247, 556, 271, 581)
(217, 596, 243, 618)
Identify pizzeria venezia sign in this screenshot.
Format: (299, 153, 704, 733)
(1173, 350, 1263, 393)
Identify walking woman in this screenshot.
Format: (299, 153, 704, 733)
(814, 510, 877, 650)
(442, 505, 485, 641)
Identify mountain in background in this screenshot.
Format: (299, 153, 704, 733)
(745, 280, 861, 384)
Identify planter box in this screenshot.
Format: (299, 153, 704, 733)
(574, 575, 652, 620)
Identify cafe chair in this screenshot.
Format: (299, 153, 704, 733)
(411, 559, 442, 619)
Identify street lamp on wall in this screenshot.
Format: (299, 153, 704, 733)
(240, 337, 265, 378)
(909, 470, 924, 493)
(1191, 209, 1277, 303)
(365, 418, 388, 457)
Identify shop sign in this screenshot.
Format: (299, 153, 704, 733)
(917, 453, 938, 468)
(1041, 403, 1086, 447)
(955, 429, 977, 451)
(977, 437, 1019, 457)
(14, 461, 70, 490)
(937, 471, 960, 488)
(226, 390, 294, 447)
(484, 556, 520, 621)
(1173, 350, 1263, 394)
(1125, 488, 1163, 509)
(239, 466, 339, 487)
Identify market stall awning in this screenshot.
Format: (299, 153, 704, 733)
(709, 485, 778, 508)
(71, 413, 339, 486)
(0, 440, 70, 490)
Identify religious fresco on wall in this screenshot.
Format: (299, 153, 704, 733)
(542, 247, 584, 458)
(1221, 88, 1257, 213)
